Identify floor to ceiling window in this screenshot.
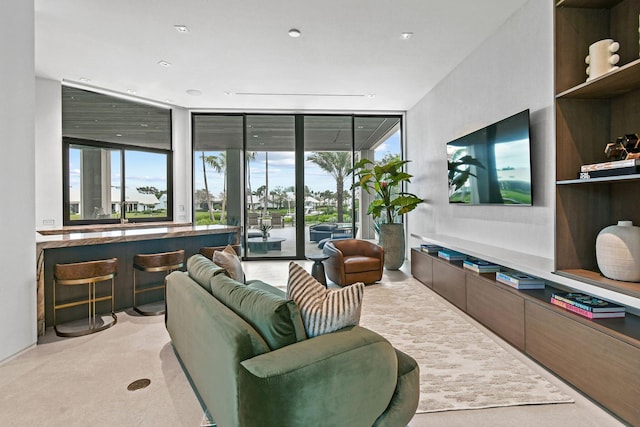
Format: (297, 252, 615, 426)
(192, 113, 402, 259)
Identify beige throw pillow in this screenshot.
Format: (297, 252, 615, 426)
(212, 245, 244, 282)
(286, 262, 364, 338)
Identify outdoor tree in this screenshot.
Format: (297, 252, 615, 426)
(307, 151, 351, 222)
(246, 151, 257, 211)
(205, 153, 227, 223)
(136, 186, 163, 199)
(200, 152, 214, 221)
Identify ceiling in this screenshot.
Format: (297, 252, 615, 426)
(35, 0, 529, 112)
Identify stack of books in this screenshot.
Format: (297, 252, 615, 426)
(579, 158, 640, 179)
(550, 292, 625, 319)
(495, 271, 545, 289)
(463, 258, 501, 273)
(420, 243, 442, 254)
(437, 249, 466, 262)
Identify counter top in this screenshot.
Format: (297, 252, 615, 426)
(36, 224, 240, 250)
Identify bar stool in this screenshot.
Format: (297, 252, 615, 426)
(133, 249, 184, 316)
(199, 244, 241, 259)
(53, 258, 118, 337)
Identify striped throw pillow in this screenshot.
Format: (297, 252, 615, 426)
(286, 262, 364, 338)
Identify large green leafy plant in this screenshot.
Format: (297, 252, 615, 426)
(350, 158, 424, 225)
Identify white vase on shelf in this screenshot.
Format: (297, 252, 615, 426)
(595, 220, 640, 282)
(585, 39, 620, 81)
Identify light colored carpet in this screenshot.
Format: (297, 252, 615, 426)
(359, 278, 575, 413)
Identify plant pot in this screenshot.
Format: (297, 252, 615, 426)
(596, 220, 640, 282)
(379, 223, 405, 270)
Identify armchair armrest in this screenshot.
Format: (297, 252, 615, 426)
(239, 326, 398, 427)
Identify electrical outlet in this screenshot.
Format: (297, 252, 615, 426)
(43, 219, 55, 226)
(179, 204, 185, 212)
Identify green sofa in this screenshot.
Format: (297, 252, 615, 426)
(165, 255, 420, 427)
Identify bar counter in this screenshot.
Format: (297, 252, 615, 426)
(36, 224, 240, 336)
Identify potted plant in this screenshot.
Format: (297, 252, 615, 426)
(350, 158, 424, 270)
(260, 223, 272, 240)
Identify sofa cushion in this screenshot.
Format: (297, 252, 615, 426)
(210, 274, 307, 350)
(212, 245, 245, 282)
(246, 280, 286, 297)
(186, 254, 227, 293)
(286, 262, 364, 338)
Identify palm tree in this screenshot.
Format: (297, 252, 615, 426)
(200, 152, 214, 222)
(307, 151, 352, 222)
(205, 153, 227, 223)
(246, 151, 257, 211)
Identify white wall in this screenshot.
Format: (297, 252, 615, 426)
(406, 0, 554, 261)
(34, 84, 193, 227)
(35, 78, 63, 229)
(172, 107, 192, 223)
(0, 0, 37, 361)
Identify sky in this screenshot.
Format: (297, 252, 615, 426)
(194, 130, 401, 196)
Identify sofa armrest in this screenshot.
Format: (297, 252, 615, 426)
(239, 325, 398, 427)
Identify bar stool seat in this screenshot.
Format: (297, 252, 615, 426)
(133, 249, 184, 316)
(53, 258, 118, 337)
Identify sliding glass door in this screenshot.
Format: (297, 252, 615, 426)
(192, 113, 403, 260)
(245, 115, 297, 258)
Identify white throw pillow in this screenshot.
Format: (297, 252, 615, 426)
(212, 245, 244, 282)
(286, 262, 364, 338)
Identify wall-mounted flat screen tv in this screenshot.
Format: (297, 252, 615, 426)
(447, 109, 532, 205)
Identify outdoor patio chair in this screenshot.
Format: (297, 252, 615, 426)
(247, 212, 259, 228)
(271, 212, 284, 228)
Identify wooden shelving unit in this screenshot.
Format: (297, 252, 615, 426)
(554, 0, 640, 298)
(410, 248, 640, 425)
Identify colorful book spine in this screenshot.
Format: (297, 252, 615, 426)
(551, 298, 625, 319)
(420, 244, 442, 254)
(551, 293, 625, 313)
(496, 276, 545, 290)
(437, 250, 466, 261)
(495, 271, 544, 286)
(463, 260, 500, 273)
(580, 158, 640, 172)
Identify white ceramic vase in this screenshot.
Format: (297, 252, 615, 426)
(585, 39, 620, 81)
(595, 220, 640, 282)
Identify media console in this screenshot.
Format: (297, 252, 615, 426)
(411, 248, 639, 426)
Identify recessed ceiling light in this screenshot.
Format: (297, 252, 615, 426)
(401, 32, 413, 40)
(174, 25, 189, 33)
(158, 60, 171, 67)
(116, 134, 122, 137)
(186, 89, 202, 96)
(165, 99, 174, 103)
(367, 94, 376, 98)
(127, 89, 136, 94)
(288, 28, 301, 38)
(224, 91, 233, 96)
(79, 77, 90, 83)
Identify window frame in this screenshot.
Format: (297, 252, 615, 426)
(63, 137, 173, 225)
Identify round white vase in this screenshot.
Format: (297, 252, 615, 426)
(595, 220, 640, 282)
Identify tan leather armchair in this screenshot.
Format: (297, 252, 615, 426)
(322, 239, 384, 287)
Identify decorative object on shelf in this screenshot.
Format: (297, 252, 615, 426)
(259, 223, 272, 240)
(585, 39, 620, 81)
(604, 139, 627, 161)
(596, 220, 640, 282)
(350, 157, 424, 270)
(622, 133, 640, 159)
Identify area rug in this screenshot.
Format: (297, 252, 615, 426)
(359, 278, 574, 413)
